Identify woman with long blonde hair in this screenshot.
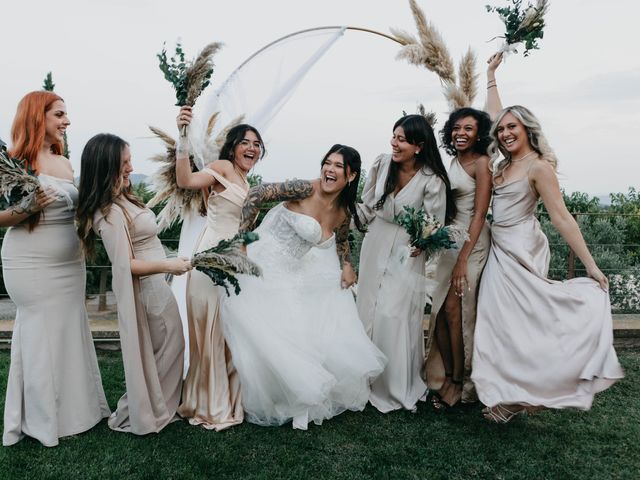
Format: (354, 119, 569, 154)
(2, 91, 109, 447)
(471, 55, 623, 423)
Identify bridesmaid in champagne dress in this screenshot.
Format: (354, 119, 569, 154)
(472, 55, 623, 423)
(356, 115, 455, 413)
(77, 133, 189, 434)
(174, 106, 265, 430)
(2, 92, 109, 447)
(424, 108, 492, 409)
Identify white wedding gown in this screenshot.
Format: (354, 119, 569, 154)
(222, 203, 386, 429)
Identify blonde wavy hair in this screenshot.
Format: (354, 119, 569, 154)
(489, 105, 558, 181)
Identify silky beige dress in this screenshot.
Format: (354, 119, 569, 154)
(472, 170, 624, 409)
(178, 168, 244, 430)
(2, 175, 109, 447)
(424, 158, 490, 403)
(94, 199, 184, 434)
(356, 154, 447, 412)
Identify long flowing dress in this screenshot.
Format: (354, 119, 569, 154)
(178, 168, 244, 430)
(423, 158, 490, 403)
(221, 203, 386, 429)
(94, 199, 184, 434)
(2, 175, 110, 447)
(356, 154, 447, 412)
(472, 172, 624, 409)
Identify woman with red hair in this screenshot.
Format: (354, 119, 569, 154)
(1, 91, 109, 447)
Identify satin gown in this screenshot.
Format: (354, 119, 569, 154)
(178, 168, 244, 430)
(94, 199, 184, 434)
(424, 158, 490, 403)
(472, 171, 624, 409)
(356, 154, 447, 412)
(3, 175, 109, 447)
(222, 203, 386, 430)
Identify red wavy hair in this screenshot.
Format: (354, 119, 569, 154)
(9, 91, 65, 172)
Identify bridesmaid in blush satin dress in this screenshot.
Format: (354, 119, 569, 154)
(174, 106, 265, 430)
(471, 102, 623, 423)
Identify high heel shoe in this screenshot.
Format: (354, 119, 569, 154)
(483, 404, 526, 424)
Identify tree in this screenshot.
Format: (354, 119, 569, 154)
(41, 71, 70, 158)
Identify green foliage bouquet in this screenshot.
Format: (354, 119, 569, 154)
(0, 144, 40, 212)
(191, 232, 262, 296)
(486, 0, 549, 57)
(157, 41, 222, 135)
(394, 206, 466, 258)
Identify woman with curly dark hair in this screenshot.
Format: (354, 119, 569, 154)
(423, 107, 493, 410)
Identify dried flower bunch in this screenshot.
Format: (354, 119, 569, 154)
(158, 41, 223, 135)
(0, 144, 39, 212)
(191, 232, 262, 296)
(391, 0, 478, 111)
(486, 0, 549, 56)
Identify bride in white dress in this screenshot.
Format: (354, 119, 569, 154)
(221, 144, 386, 430)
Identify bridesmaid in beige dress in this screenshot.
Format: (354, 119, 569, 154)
(2, 91, 109, 447)
(472, 54, 623, 422)
(77, 133, 189, 434)
(174, 106, 265, 430)
(356, 114, 455, 413)
(424, 107, 492, 409)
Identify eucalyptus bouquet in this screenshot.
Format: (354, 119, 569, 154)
(0, 144, 40, 211)
(394, 206, 466, 258)
(191, 232, 262, 296)
(486, 0, 549, 57)
(157, 41, 222, 136)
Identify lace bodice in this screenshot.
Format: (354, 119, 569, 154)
(257, 203, 334, 260)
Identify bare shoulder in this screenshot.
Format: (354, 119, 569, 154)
(206, 159, 233, 175)
(530, 158, 556, 182)
(476, 154, 491, 170)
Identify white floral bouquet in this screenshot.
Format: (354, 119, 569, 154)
(394, 206, 467, 258)
(486, 0, 549, 57)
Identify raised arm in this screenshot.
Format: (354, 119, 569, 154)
(175, 106, 220, 190)
(485, 52, 504, 121)
(532, 161, 608, 290)
(238, 179, 314, 233)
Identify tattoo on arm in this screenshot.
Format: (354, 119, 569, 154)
(238, 179, 313, 232)
(335, 214, 352, 267)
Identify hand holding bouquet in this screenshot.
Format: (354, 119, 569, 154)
(0, 144, 40, 212)
(394, 206, 467, 259)
(191, 232, 262, 296)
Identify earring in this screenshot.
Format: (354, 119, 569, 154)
(347, 180, 351, 186)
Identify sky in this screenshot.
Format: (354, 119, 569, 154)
(1, 0, 638, 197)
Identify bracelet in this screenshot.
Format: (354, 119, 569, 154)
(176, 137, 189, 156)
(487, 85, 497, 90)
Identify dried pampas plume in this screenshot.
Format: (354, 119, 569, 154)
(392, 0, 479, 111)
(185, 42, 223, 107)
(458, 48, 478, 106)
(417, 103, 437, 128)
(146, 126, 205, 231)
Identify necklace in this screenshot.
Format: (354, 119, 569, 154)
(511, 151, 536, 163)
(234, 166, 248, 183)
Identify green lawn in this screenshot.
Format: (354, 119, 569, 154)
(0, 349, 638, 480)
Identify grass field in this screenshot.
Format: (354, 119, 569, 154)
(0, 349, 638, 480)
